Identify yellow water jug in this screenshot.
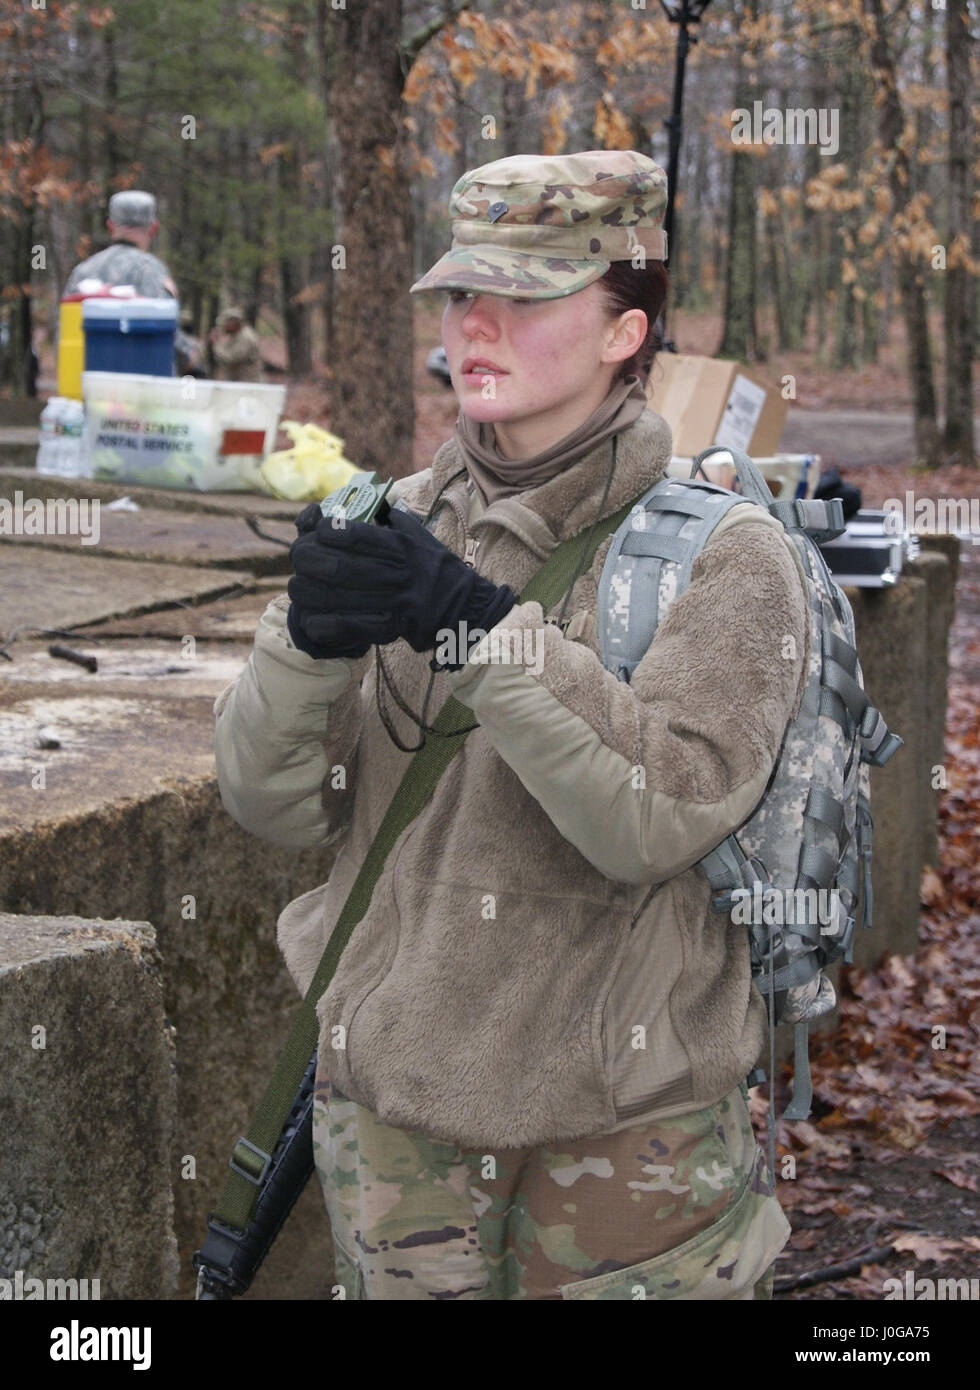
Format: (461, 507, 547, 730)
(57, 297, 85, 399)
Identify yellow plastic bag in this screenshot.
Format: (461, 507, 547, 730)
(259, 421, 358, 502)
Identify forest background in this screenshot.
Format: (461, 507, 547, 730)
(1, 0, 976, 477)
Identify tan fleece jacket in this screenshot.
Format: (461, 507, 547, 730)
(213, 408, 809, 1148)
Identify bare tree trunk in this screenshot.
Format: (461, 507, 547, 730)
(863, 0, 941, 465)
(832, 33, 865, 370)
(763, 87, 792, 352)
(201, 130, 232, 345)
(916, 1, 937, 216)
(0, 24, 41, 394)
(278, 5, 312, 376)
(576, 0, 612, 153)
(942, 0, 975, 466)
(860, 292, 880, 364)
(315, 0, 336, 367)
(327, 0, 414, 475)
(448, 70, 470, 183)
(500, 74, 526, 159)
(683, 120, 708, 310)
(102, 25, 120, 212)
(801, 114, 825, 352)
(718, 0, 759, 361)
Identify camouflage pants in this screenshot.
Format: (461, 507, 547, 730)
(311, 1078, 790, 1300)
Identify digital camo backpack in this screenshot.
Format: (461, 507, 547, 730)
(597, 443, 902, 1126)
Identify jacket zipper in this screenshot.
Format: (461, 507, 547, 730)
(438, 490, 481, 569)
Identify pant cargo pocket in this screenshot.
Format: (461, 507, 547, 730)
(557, 1175, 790, 1301)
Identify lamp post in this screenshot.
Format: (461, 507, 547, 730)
(657, 0, 714, 351)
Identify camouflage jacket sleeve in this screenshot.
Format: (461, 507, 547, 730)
(213, 593, 368, 849)
(446, 513, 809, 886)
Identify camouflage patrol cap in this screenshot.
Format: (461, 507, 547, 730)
(217, 306, 245, 325)
(108, 190, 158, 228)
(410, 150, 667, 301)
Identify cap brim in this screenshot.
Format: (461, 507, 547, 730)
(409, 244, 609, 300)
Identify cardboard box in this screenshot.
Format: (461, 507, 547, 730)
(646, 353, 788, 458)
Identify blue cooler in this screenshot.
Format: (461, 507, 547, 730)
(82, 297, 177, 377)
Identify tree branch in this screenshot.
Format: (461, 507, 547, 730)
(774, 1243, 898, 1294)
(400, 3, 471, 67)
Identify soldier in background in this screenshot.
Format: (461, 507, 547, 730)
(64, 191, 177, 299)
(175, 308, 207, 378)
(209, 307, 263, 383)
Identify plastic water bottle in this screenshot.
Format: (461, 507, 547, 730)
(36, 397, 64, 476)
(56, 399, 86, 478)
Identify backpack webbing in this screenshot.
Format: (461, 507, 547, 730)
(597, 478, 746, 682)
(595, 444, 901, 1148)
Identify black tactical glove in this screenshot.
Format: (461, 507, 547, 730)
(285, 503, 378, 659)
(286, 504, 516, 665)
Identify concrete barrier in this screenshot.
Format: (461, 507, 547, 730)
(848, 573, 928, 964)
(0, 565, 338, 1298)
(846, 540, 959, 961)
(0, 914, 178, 1300)
(0, 401, 42, 427)
(0, 782, 338, 1300)
(914, 535, 961, 867)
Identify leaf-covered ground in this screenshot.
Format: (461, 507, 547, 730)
(766, 466, 980, 1299)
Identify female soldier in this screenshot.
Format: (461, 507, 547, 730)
(213, 150, 805, 1300)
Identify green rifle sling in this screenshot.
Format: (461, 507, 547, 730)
(214, 488, 644, 1234)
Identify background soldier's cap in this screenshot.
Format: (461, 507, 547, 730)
(217, 306, 245, 325)
(108, 190, 158, 228)
(410, 150, 668, 301)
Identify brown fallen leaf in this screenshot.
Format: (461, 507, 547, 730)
(784, 1121, 852, 1159)
(795, 1195, 854, 1217)
(789, 1228, 821, 1251)
(933, 1167, 980, 1193)
(893, 1233, 969, 1262)
(854, 1063, 892, 1093)
(885, 954, 917, 989)
(935, 1086, 980, 1112)
(919, 866, 946, 908)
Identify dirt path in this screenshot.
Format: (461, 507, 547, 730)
(779, 411, 980, 470)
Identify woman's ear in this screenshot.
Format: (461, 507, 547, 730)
(601, 307, 647, 367)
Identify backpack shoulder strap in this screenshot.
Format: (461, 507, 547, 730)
(696, 443, 848, 543)
(597, 475, 748, 683)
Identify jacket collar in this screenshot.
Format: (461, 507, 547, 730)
(429, 407, 674, 555)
